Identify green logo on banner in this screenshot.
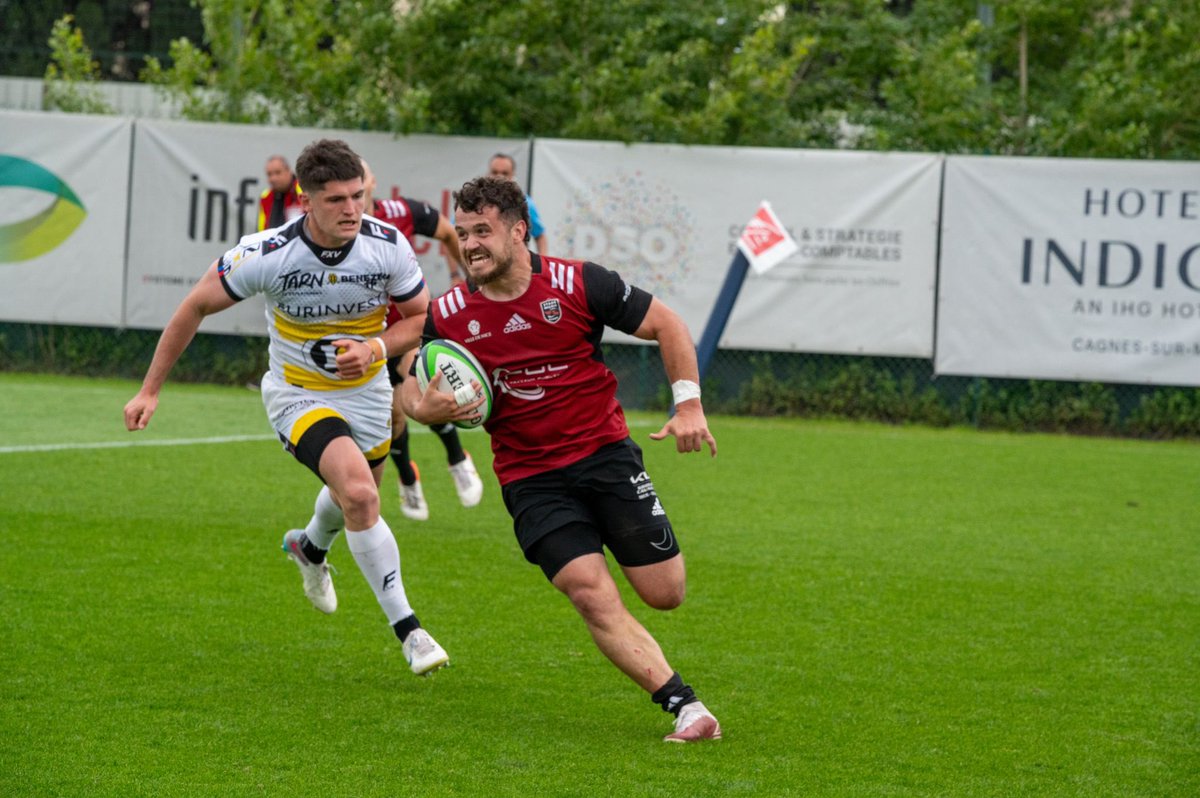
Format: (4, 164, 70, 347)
(0, 155, 87, 262)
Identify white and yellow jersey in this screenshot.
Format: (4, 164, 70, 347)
(217, 214, 425, 392)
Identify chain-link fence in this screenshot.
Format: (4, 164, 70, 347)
(4, 322, 1197, 439)
(0, 0, 202, 81)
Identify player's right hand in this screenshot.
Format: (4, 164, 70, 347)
(415, 371, 484, 425)
(124, 392, 158, 431)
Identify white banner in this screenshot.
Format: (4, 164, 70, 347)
(126, 119, 525, 334)
(937, 156, 1200, 386)
(0, 110, 132, 326)
(532, 139, 941, 355)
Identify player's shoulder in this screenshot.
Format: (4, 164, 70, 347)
(374, 198, 412, 219)
(539, 256, 609, 296)
(359, 213, 401, 245)
(431, 283, 479, 323)
(219, 219, 300, 275)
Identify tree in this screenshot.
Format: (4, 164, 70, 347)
(43, 14, 114, 114)
(128, 0, 1200, 160)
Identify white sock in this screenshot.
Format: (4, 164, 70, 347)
(304, 486, 343, 550)
(345, 518, 414, 625)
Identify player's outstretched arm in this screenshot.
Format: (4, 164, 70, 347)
(635, 298, 717, 457)
(124, 262, 236, 431)
(434, 215, 468, 285)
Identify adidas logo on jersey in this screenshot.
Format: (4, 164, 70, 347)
(651, 498, 666, 517)
(504, 313, 532, 333)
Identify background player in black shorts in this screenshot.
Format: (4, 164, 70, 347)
(401, 176, 722, 742)
(362, 160, 484, 519)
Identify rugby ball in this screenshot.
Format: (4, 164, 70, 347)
(415, 339, 493, 429)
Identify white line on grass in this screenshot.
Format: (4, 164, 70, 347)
(0, 434, 277, 454)
(0, 420, 661, 455)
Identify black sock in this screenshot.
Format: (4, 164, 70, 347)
(392, 613, 421, 642)
(300, 532, 330, 565)
(390, 427, 417, 484)
(651, 672, 697, 716)
(430, 423, 466, 466)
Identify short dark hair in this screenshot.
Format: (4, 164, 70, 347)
(454, 176, 531, 243)
(295, 139, 364, 193)
(489, 153, 516, 169)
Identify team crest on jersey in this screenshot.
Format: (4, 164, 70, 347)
(540, 298, 562, 324)
(468, 320, 481, 336)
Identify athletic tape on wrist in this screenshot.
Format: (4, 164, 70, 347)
(671, 379, 702, 405)
(369, 337, 387, 363)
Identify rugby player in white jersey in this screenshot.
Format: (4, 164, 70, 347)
(123, 139, 449, 675)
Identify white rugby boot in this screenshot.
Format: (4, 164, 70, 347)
(663, 701, 722, 743)
(402, 628, 450, 675)
(281, 529, 337, 614)
(448, 452, 484, 508)
(399, 462, 429, 521)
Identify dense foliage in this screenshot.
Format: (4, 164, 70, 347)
(165, 1, 1200, 158)
(32, 1, 1200, 159)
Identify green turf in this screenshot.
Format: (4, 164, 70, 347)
(1, 373, 1196, 797)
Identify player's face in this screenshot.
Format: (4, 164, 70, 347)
(300, 177, 366, 248)
(456, 205, 525, 286)
(265, 159, 293, 192)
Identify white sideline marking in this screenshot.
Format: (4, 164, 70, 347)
(0, 434, 277, 454)
(0, 419, 661, 455)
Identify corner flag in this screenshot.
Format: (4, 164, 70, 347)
(695, 202, 798, 381)
(737, 201, 798, 275)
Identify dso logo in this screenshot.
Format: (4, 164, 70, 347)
(0, 155, 87, 262)
(560, 170, 694, 298)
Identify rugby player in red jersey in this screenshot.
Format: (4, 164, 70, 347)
(401, 175, 721, 742)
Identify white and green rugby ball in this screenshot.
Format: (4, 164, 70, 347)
(415, 339, 493, 429)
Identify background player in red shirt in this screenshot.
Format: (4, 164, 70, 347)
(401, 176, 722, 742)
(362, 161, 484, 520)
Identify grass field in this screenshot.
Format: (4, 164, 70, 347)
(1, 372, 1196, 797)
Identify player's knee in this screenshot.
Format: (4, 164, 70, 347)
(641, 580, 686, 611)
(566, 583, 621, 628)
(337, 478, 379, 517)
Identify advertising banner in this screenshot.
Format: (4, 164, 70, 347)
(532, 138, 941, 355)
(0, 110, 132, 326)
(126, 119, 525, 334)
(937, 156, 1200, 386)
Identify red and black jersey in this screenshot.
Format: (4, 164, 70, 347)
(375, 197, 441, 327)
(373, 197, 439, 245)
(423, 255, 653, 485)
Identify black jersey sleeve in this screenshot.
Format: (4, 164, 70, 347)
(404, 197, 441, 240)
(582, 262, 654, 334)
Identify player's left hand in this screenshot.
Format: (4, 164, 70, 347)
(332, 338, 377, 379)
(649, 402, 717, 457)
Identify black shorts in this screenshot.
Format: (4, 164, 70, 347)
(500, 438, 681, 580)
(386, 354, 405, 387)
